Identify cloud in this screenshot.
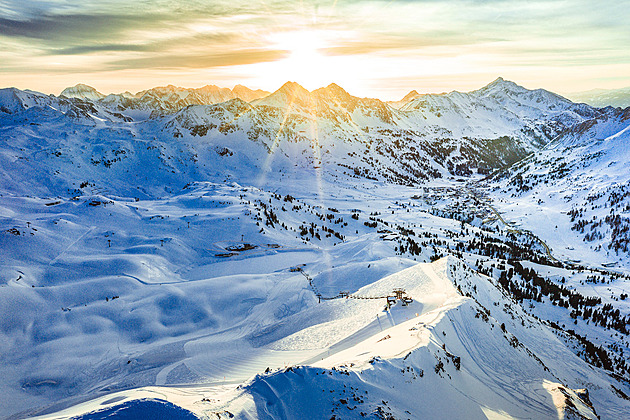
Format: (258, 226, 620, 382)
(50, 31, 237, 56)
(52, 44, 152, 55)
(0, 0, 628, 94)
(0, 13, 160, 42)
(109, 49, 289, 70)
(321, 32, 490, 57)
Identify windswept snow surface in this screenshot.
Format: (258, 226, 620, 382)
(1, 79, 630, 419)
(20, 259, 624, 420)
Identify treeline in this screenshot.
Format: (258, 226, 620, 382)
(495, 261, 630, 336)
(497, 261, 601, 308)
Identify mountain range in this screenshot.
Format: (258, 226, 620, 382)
(0, 77, 607, 195)
(1, 78, 629, 419)
(567, 86, 630, 108)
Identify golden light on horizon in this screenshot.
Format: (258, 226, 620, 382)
(252, 29, 357, 91)
(0, 1, 628, 98)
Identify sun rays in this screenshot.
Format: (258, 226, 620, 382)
(251, 29, 359, 92)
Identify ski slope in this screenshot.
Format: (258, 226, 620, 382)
(23, 258, 623, 420)
(1, 79, 630, 419)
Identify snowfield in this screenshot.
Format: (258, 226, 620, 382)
(1, 79, 629, 419)
(22, 259, 623, 420)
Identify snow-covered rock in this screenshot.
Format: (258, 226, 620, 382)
(2, 78, 630, 420)
(60, 84, 106, 101)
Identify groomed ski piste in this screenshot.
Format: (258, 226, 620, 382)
(17, 257, 623, 420)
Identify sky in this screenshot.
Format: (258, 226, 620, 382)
(0, 0, 629, 100)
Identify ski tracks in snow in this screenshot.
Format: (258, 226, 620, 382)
(49, 225, 96, 266)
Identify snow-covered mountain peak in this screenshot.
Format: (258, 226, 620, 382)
(489, 76, 507, 85)
(137, 84, 187, 97)
(0, 80, 608, 183)
(312, 83, 351, 100)
(474, 76, 529, 97)
(231, 84, 270, 102)
(232, 84, 251, 92)
(388, 89, 421, 109)
(473, 77, 575, 108)
(401, 89, 420, 103)
(251, 81, 312, 109)
(0, 86, 61, 114)
(194, 84, 231, 97)
(104, 84, 267, 116)
(60, 83, 105, 100)
(277, 81, 310, 95)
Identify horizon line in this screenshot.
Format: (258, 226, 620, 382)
(4, 77, 614, 103)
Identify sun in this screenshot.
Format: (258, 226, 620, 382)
(250, 29, 356, 91)
(270, 30, 331, 89)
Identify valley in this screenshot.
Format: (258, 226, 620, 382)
(1, 79, 629, 419)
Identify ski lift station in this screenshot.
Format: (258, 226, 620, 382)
(386, 288, 414, 308)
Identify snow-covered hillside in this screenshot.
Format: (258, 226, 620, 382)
(1, 77, 604, 187)
(20, 259, 627, 420)
(1, 79, 630, 419)
(400, 77, 599, 158)
(483, 106, 630, 269)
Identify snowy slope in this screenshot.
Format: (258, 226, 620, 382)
(22, 258, 628, 420)
(482, 106, 630, 269)
(0, 88, 63, 114)
(2, 79, 630, 419)
(401, 77, 599, 151)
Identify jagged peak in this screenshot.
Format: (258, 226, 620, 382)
(477, 77, 526, 94)
(198, 84, 223, 91)
(325, 83, 348, 94)
(136, 85, 180, 96)
(232, 84, 269, 95)
(231, 85, 269, 102)
(275, 81, 310, 96)
(60, 83, 104, 99)
(475, 77, 576, 106)
(401, 90, 420, 102)
(253, 81, 311, 107)
(312, 83, 352, 100)
(232, 84, 254, 93)
(487, 77, 516, 88)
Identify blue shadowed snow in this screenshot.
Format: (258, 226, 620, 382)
(71, 399, 199, 420)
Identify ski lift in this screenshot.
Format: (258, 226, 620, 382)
(393, 288, 406, 300)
